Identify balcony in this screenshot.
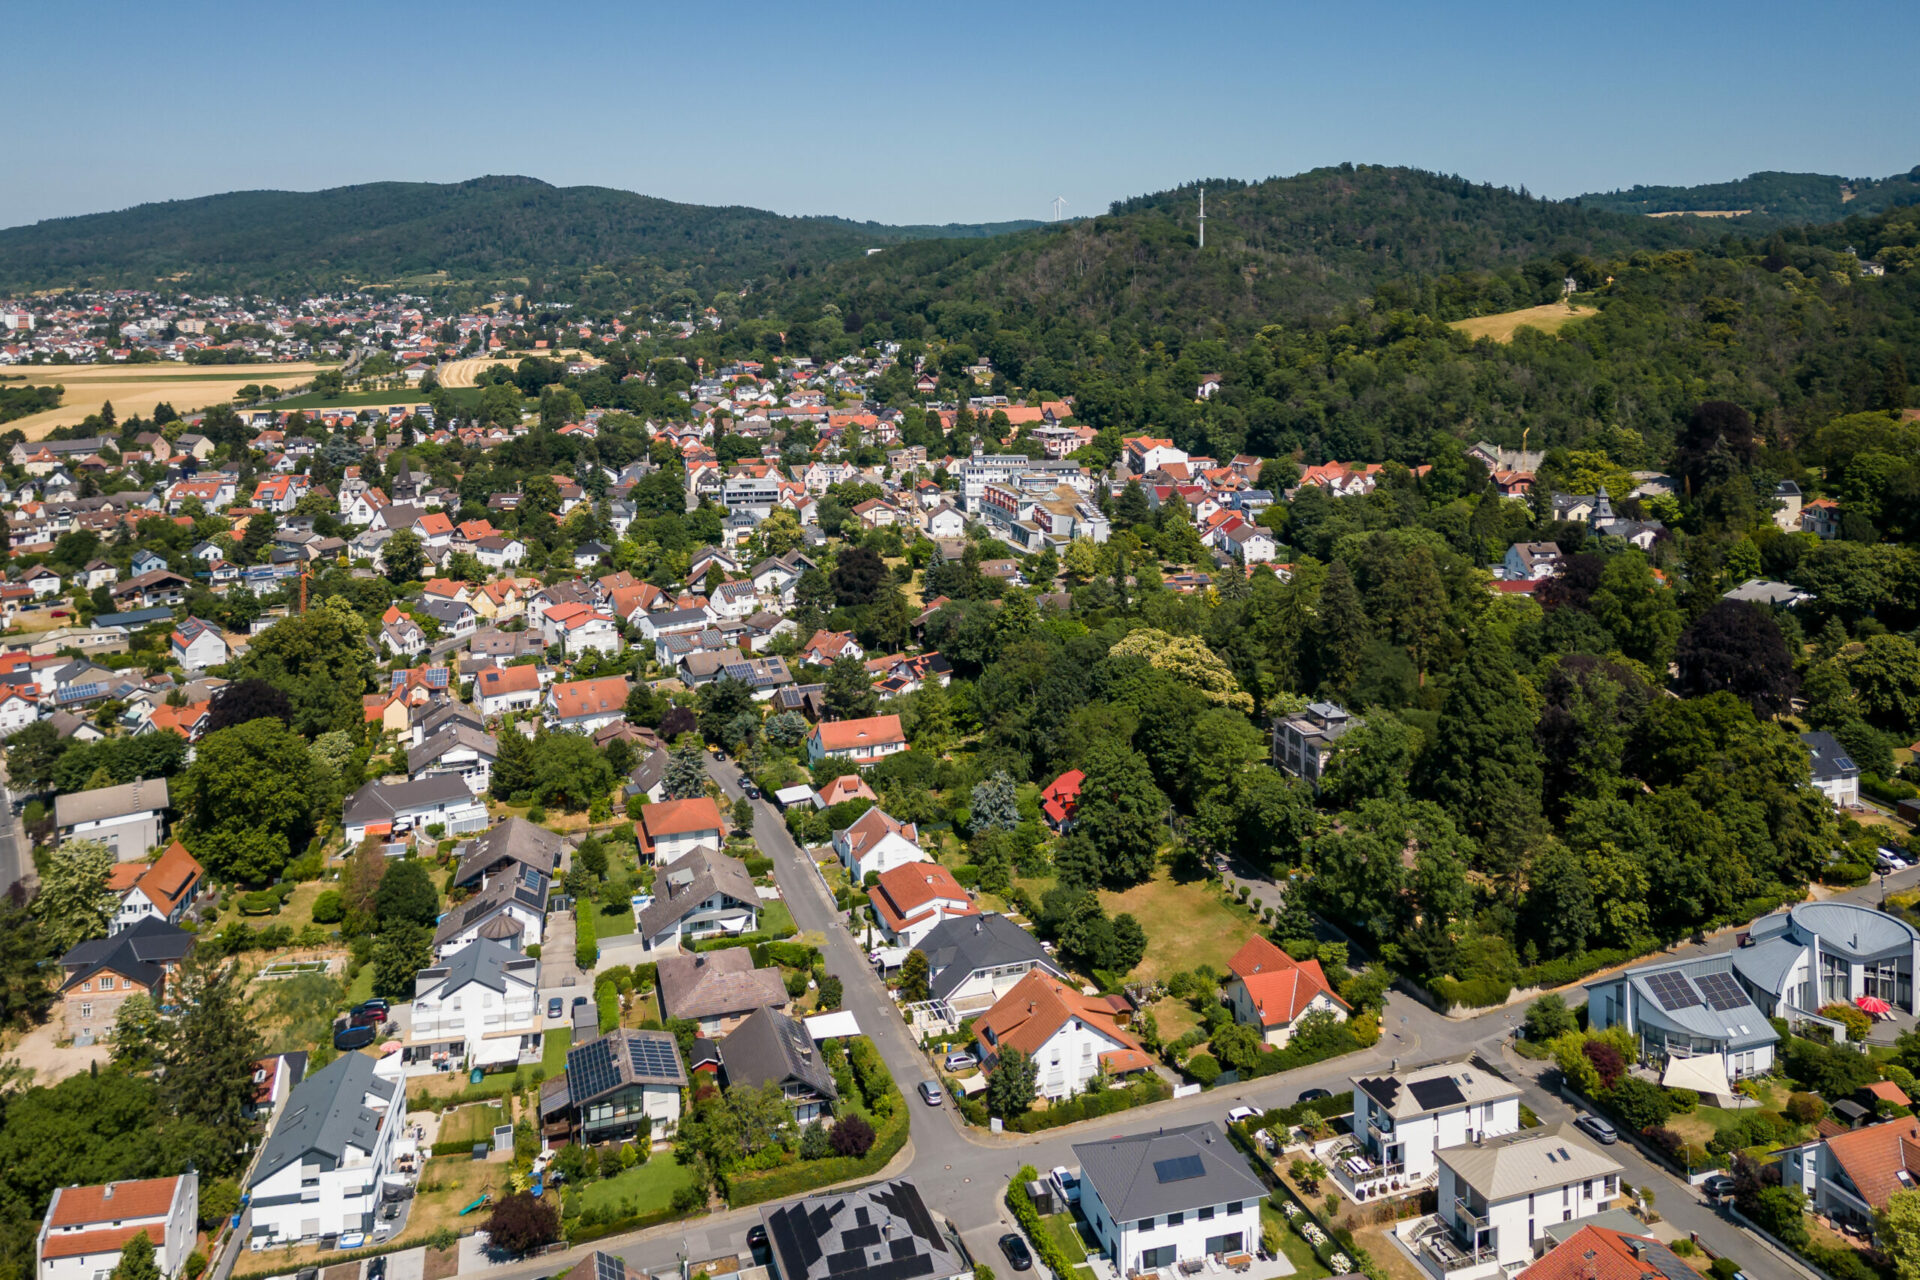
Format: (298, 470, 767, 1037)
(1399, 1216, 1497, 1280)
(1453, 1199, 1490, 1230)
(1327, 1139, 1423, 1201)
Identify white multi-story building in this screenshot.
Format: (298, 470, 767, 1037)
(38, 1175, 198, 1280)
(402, 939, 542, 1073)
(248, 1054, 406, 1250)
(973, 970, 1151, 1100)
(1346, 1060, 1522, 1198)
(1423, 1125, 1622, 1277)
(1075, 1124, 1267, 1274)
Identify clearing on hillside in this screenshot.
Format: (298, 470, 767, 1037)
(5, 361, 334, 439)
(1449, 303, 1597, 344)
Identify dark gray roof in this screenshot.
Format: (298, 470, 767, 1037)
(1072, 1123, 1267, 1223)
(453, 816, 565, 888)
(758, 1180, 960, 1280)
(625, 747, 667, 798)
(60, 916, 192, 991)
(638, 846, 759, 940)
(720, 1005, 838, 1100)
(417, 938, 534, 996)
(251, 1052, 398, 1186)
(1801, 731, 1860, 783)
(1586, 954, 1778, 1052)
(343, 774, 476, 828)
(407, 722, 498, 773)
(417, 700, 484, 740)
(916, 913, 1063, 1003)
(434, 862, 548, 946)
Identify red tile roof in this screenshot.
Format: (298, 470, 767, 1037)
(973, 969, 1144, 1061)
(812, 715, 905, 754)
(867, 862, 975, 934)
(1041, 769, 1084, 825)
(1227, 935, 1347, 1027)
(546, 676, 629, 720)
(46, 1176, 183, 1228)
(1519, 1226, 1670, 1280)
(640, 796, 724, 840)
(1823, 1118, 1920, 1209)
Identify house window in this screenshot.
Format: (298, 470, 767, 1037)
(1136, 1219, 1154, 1232)
(1167, 1213, 1183, 1227)
(80, 1003, 92, 1019)
(100, 976, 114, 990)
(1199, 1207, 1215, 1221)
(1141, 1247, 1177, 1271)
(1225, 1203, 1241, 1214)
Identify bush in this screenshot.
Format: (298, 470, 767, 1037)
(1784, 1092, 1826, 1124)
(1819, 1003, 1874, 1042)
(1005, 1076, 1171, 1133)
(310, 890, 344, 924)
(575, 903, 598, 969)
(239, 890, 278, 916)
(1186, 1052, 1221, 1085)
(829, 1113, 875, 1157)
(1432, 974, 1513, 1010)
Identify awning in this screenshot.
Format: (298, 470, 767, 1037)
(1661, 1052, 1734, 1104)
(471, 1038, 522, 1067)
(804, 1010, 861, 1041)
(957, 1074, 987, 1096)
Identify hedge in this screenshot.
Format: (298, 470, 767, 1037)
(575, 904, 598, 969)
(1865, 774, 1920, 805)
(565, 1202, 692, 1245)
(596, 981, 619, 1035)
(1006, 1076, 1171, 1133)
(725, 1100, 909, 1206)
(693, 925, 798, 953)
(1007, 1168, 1079, 1278)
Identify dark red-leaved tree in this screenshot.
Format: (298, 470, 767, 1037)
(482, 1192, 560, 1256)
(828, 1113, 875, 1158)
(1675, 600, 1799, 718)
(204, 677, 294, 735)
(1583, 1038, 1627, 1090)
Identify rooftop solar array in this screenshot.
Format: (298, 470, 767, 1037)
(1153, 1155, 1206, 1183)
(594, 1254, 628, 1280)
(1693, 971, 1749, 1012)
(1407, 1077, 1466, 1111)
(567, 1036, 619, 1102)
(626, 1034, 681, 1081)
(1645, 970, 1701, 1012)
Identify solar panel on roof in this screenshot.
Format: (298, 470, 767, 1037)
(1154, 1155, 1207, 1183)
(1407, 1077, 1466, 1111)
(1645, 971, 1701, 1011)
(1694, 972, 1749, 1012)
(1834, 755, 1857, 772)
(595, 1254, 627, 1280)
(627, 1034, 680, 1079)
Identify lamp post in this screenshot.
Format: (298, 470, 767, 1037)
(1882, 869, 1890, 910)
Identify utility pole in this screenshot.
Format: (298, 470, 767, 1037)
(1050, 195, 1069, 222)
(1198, 187, 1206, 249)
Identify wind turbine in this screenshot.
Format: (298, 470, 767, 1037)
(1050, 195, 1069, 222)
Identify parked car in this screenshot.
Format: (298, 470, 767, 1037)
(918, 1080, 945, 1107)
(944, 1051, 977, 1072)
(740, 781, 760, 799)
(1226, 1106, 1260, 1125)
(356, 998, 390, 1013)
(1296, 1088, 1331, 1103)
(1050, 1166, 1081, 1205)
(1575, 1114, 1619, 1145)
(547, 997, 563, 1019)
(1702, 1174, 1737, 1199)
(999, 1234, 1034, 1272)
(367, 1255, 386, 1280)
(333, 1025, 376, 1052)
(348, 1008, 385, 1029)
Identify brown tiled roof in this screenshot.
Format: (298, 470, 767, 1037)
(1519, 1226, 1679, 1280)
(46, 1176, 182, 1227)
(868, 863, 974, 933)
(973, 969, 1143, 1061)
(1823, 1118, 1920, 1208)
(546, 676, 629, 719)
(655, 949, 786, 1021)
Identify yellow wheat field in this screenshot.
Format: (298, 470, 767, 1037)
(1449, 303, 1597, 344)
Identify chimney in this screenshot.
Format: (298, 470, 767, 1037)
(103, 1184, 115, 1200)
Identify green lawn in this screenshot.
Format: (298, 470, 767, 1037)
(759, 899, 796, 938)
(1036, 1213, 1090, 1265)
(347, 963, 375, 1005)
(438, 1100, 513, 1149)
(1261, 1203, 1334, 1280)
(542, 1029, 571, 1075)
(1098, 868, 1267, 983)
(591, 902, 636, 938)
(575, 1157, 698, 1215)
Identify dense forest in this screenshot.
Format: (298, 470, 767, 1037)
(1577, 166, 1920, 225)
(0, 175, 1039, 297)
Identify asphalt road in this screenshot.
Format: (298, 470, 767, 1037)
(459, 762, 1920, 1280)
(0, 758, 31, 897)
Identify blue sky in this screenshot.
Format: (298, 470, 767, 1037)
(5, 0, 1916, 230)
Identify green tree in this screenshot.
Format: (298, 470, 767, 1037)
(374, 859, 439, 928)
(110, 1231, 161, 1280)
(970, 771, 1019, 833)
(109, 992, 165, 1070)
(4, 719, 68, 792)
(985, 1045, 1038, 1117)
(235, 513, 273, 567)
(233, 597, 374, 734)
(1422, 636, 1542, 875)
(1844, 633, 1920, 737)
(491, 726, 537, 801)
(1588, 551, 1681, 673)
(824, 655, 880, 720)
(1879, 1191, 1920, 1280)
(0, 893, 55, 1029)
(381, 530, 426, 583)
(1072, 739, 1166, 887)
(177, 719, 317, 883)
(663, 739, 709, 800)
(159, 956, 266, 1176)
(1307, 561, 1371, 698)
(898, 950, 930, 1002)
(32, 837, 117, 951)
(532, 734, 616, 811)
(372, 924, 433, 1001)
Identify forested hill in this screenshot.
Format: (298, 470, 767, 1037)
(1575, 166, 1920, 225)
(0, 175, 1041, 298)
(772, 165, 1715, 342)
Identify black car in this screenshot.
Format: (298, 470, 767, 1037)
(333, 1024, 376, 1051)
(1702, 1174, 1737, 1199)
(740, 781, 760, 800)
(747, 1225, 768, 1251)
(367, 1257, 387, 1280)
(1000, 1234, 1034, 1272)
(1297, 1087, 1332, 1103)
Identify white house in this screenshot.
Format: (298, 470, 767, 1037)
(0, 685, 43, 736)
(407, 723, 498, 797)
(1583, 954, 1780, 1086)
(1074, 1124, 1266, 1275)
(54, 778, 170, 861)
(402, 939, 542, 1073)
(916, 913, 1068, 1016)
(636, 846, 760, 953)
(1779, 1117, 1920, 1239)
(106, 841, 203, 935)
(543, 676, 630, 734)
(433, 864, 548, 956)
(1802, 731, 1862, 808)
(973, 970, 1152, 1100)
(540, 1028, 687, 1146)
(247, 1054, 406, 1250)
(1224, 935, 1349, 1048)
(831, 806, 927, 882)
(1425, 1125, 1622, 1276)
(1345, 1059, 1522, 1198)
(38, 1174, 198, 1280)
(1502, 542, 1564, 582)
(637, 796, 725, 864)
(474, 664, 542, 718)
(867, 861, 977, 948)
(168, 618, 229, 670)
(807, 714, 908, 767)
(341, 776, 489, 845)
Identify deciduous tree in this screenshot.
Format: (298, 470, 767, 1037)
(33, 838, 117, 951)
(1674, 600, 1798, 717)
(177, 719, 317, 883)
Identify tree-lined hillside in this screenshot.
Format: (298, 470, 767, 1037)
(1577, 166, 1920, 225)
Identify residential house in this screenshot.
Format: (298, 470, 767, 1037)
(1270, 702, 1360, 787)
(245, 1054, 406, 1250)
(1584, 953, 1780, 1087)
(1041, 769, 1083, 830)
(797, 629, 864, 665)
(248, 1053, 308, 1121)
(432, 864, 548, 956)
(637, 796, 725, 863)
(916, 913, 1068, 1016)
(832, 806, 927, 882)
(718, 1005, 838, 1125)
(407, 722, 498, 796)
(1346, 1060, 1522, 1197)
(636, 845, 760, 953)
(539, 603, 620, 658)
(1728, 901, 1920, 1021)
(867, 862, 978, 948)
(1803, 498, 1842, 539)
(341, 775, 488, 845)
(807, 714, 908, 767)
(37, 1175, 199, 1280)
(402, 939, 542, 1072)
(538, 1028, 687, 1147)
(1516, 1224, 1697, 1280)
(58, 918, 193, 1044)
(1428, 1125, 1622, 1275)
(544, 676, 630, 734)
(655, 948, 788, 1036)
(105, 841, 203, 934)
(1802, 731, 1861, 807)
(973, 969, 1153, 1099)
(1223, 935, 1348, 1048)
(474, 664, 543, 718)
(1502, 542, 1564, 581)
(1779, 1117, 1920, 1238)
(1074, 1124, 1267, 1275)
(452, 817, 566, 891)
(0, 684, 42, 735)
(54, 777, 170, 860)
(757, 1180, 964, 1280)
(420, 597, 479, 640)
(815, 774, 876, 809)
(380, 606, 428, 659)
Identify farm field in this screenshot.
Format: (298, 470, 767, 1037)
(5, 361, 335, 437)
(268, 386, 484, 412)
(435, 350, 595, 387)
(1448, 303, 1597, 344)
